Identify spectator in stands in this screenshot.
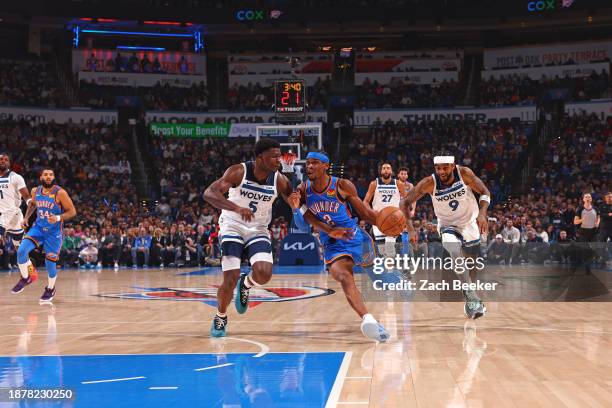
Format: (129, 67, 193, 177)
(149, 227, 166, 267)
(99, 227, 121, 268)
(132, 227, 152, 268)
(60, 228, 81, 268)
(487, 234, 507, 264)
(79, 240, 99, 269)
(502, 219, 521, 264)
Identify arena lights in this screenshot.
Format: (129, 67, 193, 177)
(116, 46, 166, 51)
(81, 29, 192, 38)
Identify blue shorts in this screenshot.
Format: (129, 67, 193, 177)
(323, 227, 376, 266)
(24, 226, 63, 262)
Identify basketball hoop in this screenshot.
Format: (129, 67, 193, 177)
(280, 150, 297, 173)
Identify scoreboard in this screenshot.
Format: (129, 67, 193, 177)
(274, 79, 306, 123)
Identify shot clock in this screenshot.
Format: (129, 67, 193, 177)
(274, 79, 306, 123)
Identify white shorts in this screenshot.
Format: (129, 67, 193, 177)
(438, 221, 481, 247)
(0, 209, 24, 234)
(372, 225, 397, 243)
(218, 218, 273, 266)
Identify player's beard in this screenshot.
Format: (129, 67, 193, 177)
(41, 180, 55, 189)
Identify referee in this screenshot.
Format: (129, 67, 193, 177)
(573, 193, 600, 274)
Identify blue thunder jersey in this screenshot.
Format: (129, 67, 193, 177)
(34, 185, 63, 231)
(305, 177, 357, 245)
(305, 177, 374, 266)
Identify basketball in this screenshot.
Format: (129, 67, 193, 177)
(375, 206, 406, 237)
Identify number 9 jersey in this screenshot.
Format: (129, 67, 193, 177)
(430, 165, 479, 228)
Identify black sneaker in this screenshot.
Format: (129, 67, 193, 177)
(11, 272, 38, 294)
(210, 315, 228, 337)
(234, 274, 250, 314)
(40, 287, 56, 304)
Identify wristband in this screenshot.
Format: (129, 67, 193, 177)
(479, 194, 491, 204)
(26, 198, 32, 206)
(56, 215, 62, 222)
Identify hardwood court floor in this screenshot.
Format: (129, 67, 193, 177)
(0, 266, 611, 407)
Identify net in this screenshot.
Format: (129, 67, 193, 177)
(280, 150, 297, 173)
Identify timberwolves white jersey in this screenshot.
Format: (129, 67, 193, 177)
(431, 166, 478, 227)
(221, 162, 278, 228)
(372, 178, 401, 210)
(0, 171, 26, 214)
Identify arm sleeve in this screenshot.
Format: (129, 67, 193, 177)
(292, 205, 310, 232)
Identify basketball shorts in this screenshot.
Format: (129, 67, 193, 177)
(0, 209, 24, 234)
(24, 225, 63, 261)
(219, 219, 273, 266)
(324, 227, 376, 267)
(438, 221, 481, 248)
(372, 225, 399, 243)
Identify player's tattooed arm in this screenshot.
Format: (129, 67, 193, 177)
(50, 189, 76, 224)
(22, 187, 38, 227)
(204, 164, 253, 222)
(400, 176, 433, 242)
(460, 166, 491, 234)
(362, 181, 377, 209)
(338, 179, 378, 225)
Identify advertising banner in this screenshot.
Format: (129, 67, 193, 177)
(150, 123, 230, 138)
(482, 62, 609, 80)
(78, 71, 206, 88)
(484, 40, 612, 69)
(0, 106, 117, 124)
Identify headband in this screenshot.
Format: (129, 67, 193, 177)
(433, 156, 455, 164)
(306, 152, 330, 164)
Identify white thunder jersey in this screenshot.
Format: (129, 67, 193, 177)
(431, 165, 479, 227)
(220, 161, 278, 229)
(372, 177, 401, 210)
(0, 170, 26, 233)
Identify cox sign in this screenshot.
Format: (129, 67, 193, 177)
(235, 9, 283, 21)
(527, 0, 574, 12)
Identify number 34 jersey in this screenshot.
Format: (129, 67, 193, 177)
(220, 162, 279, 229)
(430, 165, 479, 227)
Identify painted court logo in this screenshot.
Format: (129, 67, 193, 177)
(97, 286, 334, 308)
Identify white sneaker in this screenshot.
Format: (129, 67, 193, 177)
(114, 262, 119, 269)
(360, 314, 390, 343)
(96, 262, 102, 269)
(160, 263, 165, 269)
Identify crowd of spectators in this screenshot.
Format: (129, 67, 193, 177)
(357, 78, 462, 108)
(346, 118, 531, 208)
(479, 70, 611, 106)
(0, 59, 67, 108)
(77, 80, 209, 111)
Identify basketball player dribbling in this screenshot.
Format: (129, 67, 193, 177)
(400, 155, 490, 319)
(291, 151, 390, 342)
(204, 139, 337, 337)
(12, 168, 77, 304)
(363, 163, 407, 254)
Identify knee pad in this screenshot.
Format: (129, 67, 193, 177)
(250, 252, 273, 265)
(221, 255, 241, 272)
